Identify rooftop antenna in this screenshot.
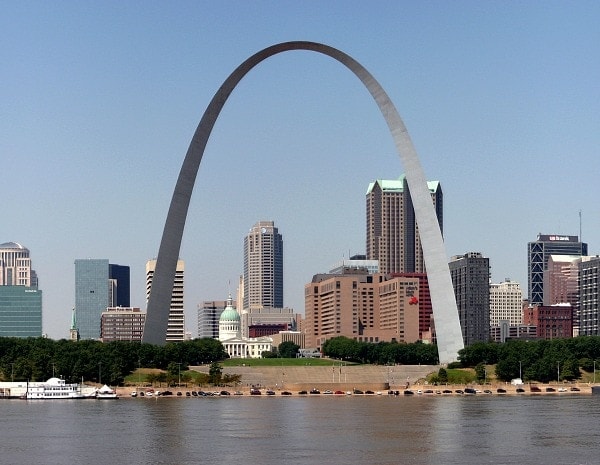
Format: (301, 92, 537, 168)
(579, 210, 582, 242)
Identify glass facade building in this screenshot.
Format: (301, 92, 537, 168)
(0, 286, 42, 337)
(528, 234, 587, 305)
(75, 259, 130, 339)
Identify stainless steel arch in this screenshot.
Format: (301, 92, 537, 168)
(143, 41, 464, 363)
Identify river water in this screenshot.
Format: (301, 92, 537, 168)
(1, 394, 599, 465)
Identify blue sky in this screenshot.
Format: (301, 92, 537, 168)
(2, 1, 599, 339)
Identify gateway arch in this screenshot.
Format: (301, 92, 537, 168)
(143, 41, 464, 363)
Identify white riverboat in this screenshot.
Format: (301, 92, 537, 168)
(26, 377, 90, 400)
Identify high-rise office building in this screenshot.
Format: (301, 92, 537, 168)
(146, 259, 185, 341)
(366, 175, 442, 274)
(544, 255, 581, 306)
(528, 234, 587, 306)
(0, 242, 42, 337)
(489, 280, 523, 326)
(75, 259, 130, 339)
(243, 221, 283, 310)
(579, 256, 600, 336)
(0, 286, 43, 337)
(0, 241, 38, 287)
(449, 252, 490, 345)
(198, 300, 229, 339)
(109, 264, 130, 308)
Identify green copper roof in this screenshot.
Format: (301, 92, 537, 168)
(219, 295, 240, 322)
(366, 175, 439, 195)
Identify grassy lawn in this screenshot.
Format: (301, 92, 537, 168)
(124, 368, 162, 385)
(220, 358, 351, 367)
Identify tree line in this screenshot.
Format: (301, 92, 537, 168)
(322, 335, 600, 383)
(0, 337, 228, 386)
(457, 336, 600, 382)
(322, 337, 439, 365)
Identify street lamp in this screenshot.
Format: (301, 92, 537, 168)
(594, 360, 596, 384)
(557, 361, 560, 384)
(177, 362, 181, 387)
(519, 361, 522, 381)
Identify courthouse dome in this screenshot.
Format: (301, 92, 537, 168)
(0, 242, 27, 250)
(219, 298, 240, 322)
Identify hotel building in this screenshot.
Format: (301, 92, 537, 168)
(366, 175, 442, 274)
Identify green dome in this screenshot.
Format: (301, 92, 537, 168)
(219, 295, 240, 322)
(220, 306, 240, 322)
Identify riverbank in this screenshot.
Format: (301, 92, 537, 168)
(115, 382, 594, 398)
(117, 364, 596, 397)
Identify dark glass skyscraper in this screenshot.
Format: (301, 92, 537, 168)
(528, 234, 587, 305)
(449, 252, 490, 345)
(75, 259, 130, 339)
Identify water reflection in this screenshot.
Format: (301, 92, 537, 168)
(2, 395, 600, 465)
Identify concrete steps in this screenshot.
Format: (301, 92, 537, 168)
(191, 364, 437, 389)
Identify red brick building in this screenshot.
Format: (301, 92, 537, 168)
(523, 304, 573, 339)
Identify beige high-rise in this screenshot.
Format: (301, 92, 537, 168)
(146, 259, 185, 341)
(366, 175, 442, 274)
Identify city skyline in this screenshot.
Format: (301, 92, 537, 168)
(3, 3, 599, 339)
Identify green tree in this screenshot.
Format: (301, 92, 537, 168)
(437, 367, 448, 384)
(278, 341, 300, 358)
(208, 361, 222, 385)
(475, 362, 486, 383)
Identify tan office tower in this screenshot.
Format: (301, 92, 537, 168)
(146, 259, 185, 341)
(243, 221, 283, 310)
(366, 175, 442, 274)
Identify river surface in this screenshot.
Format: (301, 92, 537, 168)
(1, 394, 599, 465)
